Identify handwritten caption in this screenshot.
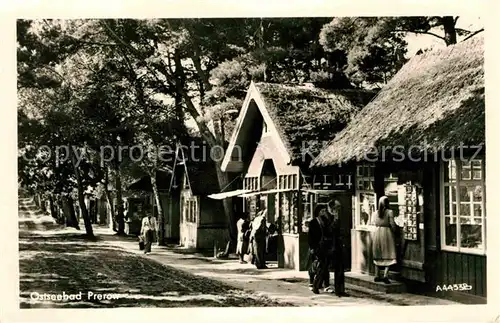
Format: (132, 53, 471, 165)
(435, 283, 472, 292)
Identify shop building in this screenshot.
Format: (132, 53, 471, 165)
(219, 81, 375, 270)
(312, 36, 485, 302)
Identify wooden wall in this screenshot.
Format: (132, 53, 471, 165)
(426, 162, 487, 299)
(428, 250, 487, 298)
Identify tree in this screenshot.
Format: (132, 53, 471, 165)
(319, 16, 484, 87)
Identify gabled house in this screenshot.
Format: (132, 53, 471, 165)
(312, 36, 485, 302)
(219, 81, 375, 270)
(171, 139, 231, 250)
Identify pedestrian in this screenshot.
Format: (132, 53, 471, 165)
(140, 212, 158, 255)
(372, 195, 397, 284)
(250, 209, 268, 269)
(309, 206, 335, 294)
(307, 205, 324, 290)
(236, 213, 250, 264)
(328, 199, 348, 297)
(265, 221, 278, 261)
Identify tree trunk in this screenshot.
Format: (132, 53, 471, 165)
(115, 167, 125, 235)
(150, 170, 166, 246)
(48, 194, 57, 220)
(70, 147, 94, 238)
(39, 194, 47, 212)
(441, 16, 457, 45)
(63, 196, 80, 229)
(103, 167, 116, 231)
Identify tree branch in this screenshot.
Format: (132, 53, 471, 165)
(462, 28, 484, 42)
(393, 29, 446, 41)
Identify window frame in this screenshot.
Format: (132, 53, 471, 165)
(354, 164, 377, 229)
(440, 158, 486, 255)
(183, 196, 199, 224)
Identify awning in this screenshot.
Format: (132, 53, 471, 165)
(302, 189, 349, 195)
(208, 189, 254, 200)
(239, 188, 295, 198)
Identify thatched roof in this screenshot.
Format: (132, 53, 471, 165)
(253, 82, 376, 164)
(177, 137, 221, 196)
(312, 36, 485, 167)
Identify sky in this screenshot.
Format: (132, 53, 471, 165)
(404, 16, 483, 57)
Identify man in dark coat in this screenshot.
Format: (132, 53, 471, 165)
(308, 206, 335, 294)
(250, 210, 268, 269)
(328, 199, 348, 297)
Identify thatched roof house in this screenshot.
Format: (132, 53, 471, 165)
(312, 35, 485, 167)
(222, 82, 376, 172)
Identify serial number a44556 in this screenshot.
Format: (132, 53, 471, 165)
(436, 283, 472, 292)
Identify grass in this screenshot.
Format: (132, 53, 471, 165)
(19, 230, 294, 308)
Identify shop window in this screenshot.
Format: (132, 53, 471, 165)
(301, 192, 314, 233)
(441, 159, 485, 254)
(280, 192, 298, 234)
(354, 164, 377, 228)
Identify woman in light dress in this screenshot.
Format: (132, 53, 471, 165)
(372, 196, 397, 284)
(140, 212, 158, 254)
(236, 213, 250, 264)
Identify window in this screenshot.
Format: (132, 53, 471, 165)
(384, 173, 400, 218)
(262, 120, 269, 134)
(441, 159, 485, 254)
(278, 174, 298, 190)
(355, 164, 377, 227)
(184, 197, 198, 223)
(244, 176, 259, 190)
(280, 192, 298, 234)
(301, 192, 314, 233)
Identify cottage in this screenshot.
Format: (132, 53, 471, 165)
(169, 140, 231, 251)
(219, 82, 375, 270)
(312, 36, 485, 302)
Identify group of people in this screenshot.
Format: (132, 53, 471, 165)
(307, 195, 398, 295)
(138, 195, 398, 294)
(235, 209, 277, 269)
(307, 200, 347, 296)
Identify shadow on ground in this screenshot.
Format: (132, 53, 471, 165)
(19, 230, 293, 308)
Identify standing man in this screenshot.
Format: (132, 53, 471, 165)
(310, 207, 335, 294)
(328, 199, 348, 297)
